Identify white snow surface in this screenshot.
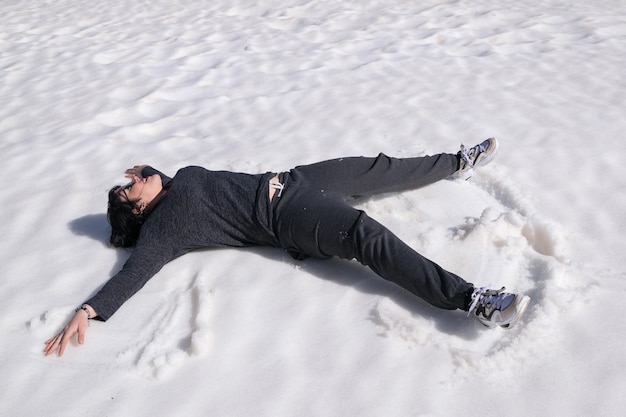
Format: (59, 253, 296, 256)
(2, 0, 626, 416)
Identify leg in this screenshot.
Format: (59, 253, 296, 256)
(347, 211, 473, 310)
(274, 191, 473, 310)
(289, 153, 459, 198)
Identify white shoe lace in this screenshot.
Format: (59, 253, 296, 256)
(459, 144, 472, 167)
(459, 142, 485, 168)
(467, 285, 505, 317)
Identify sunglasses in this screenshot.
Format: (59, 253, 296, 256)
(117, 176, 148, 205)
(117, 182, 134, 202)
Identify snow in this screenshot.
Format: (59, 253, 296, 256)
(2, 0, 625, 416)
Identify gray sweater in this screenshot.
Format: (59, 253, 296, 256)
(86, 166, 279, 320)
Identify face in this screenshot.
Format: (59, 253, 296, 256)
(117, 174, 163, 211)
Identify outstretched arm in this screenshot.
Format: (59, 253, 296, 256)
(44, 304, 97, 357)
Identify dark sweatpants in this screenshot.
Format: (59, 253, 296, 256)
(272, 153, 473, 311)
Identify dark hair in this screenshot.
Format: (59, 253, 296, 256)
(107, 186, 146, 248)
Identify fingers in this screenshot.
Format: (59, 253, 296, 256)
(77, 322, 86, 345)
(124, 165, 146, 179)
(44, 332, 65, 356)
(44, 331, 70, 357)
(124, 169, 137, 179)
(43, 310, 89, 357)
(58, 331, 71, 356)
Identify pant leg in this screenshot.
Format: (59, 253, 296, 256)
(289, 152, 459, 198)
(273, 185, 473, 311)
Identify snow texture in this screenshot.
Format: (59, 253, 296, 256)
(1, 0, 625, 416)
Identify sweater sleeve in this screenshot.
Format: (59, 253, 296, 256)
(141, 166, 172, 186)
(85, 243, 176, 321)
(87, 167, 177, 320)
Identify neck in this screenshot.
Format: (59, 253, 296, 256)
(143, 188, 169, 216)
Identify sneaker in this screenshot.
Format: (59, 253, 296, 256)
(467, 286, 530, 329)
(453, 137, 499, 180)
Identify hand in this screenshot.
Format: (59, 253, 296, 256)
(44, 306, 94, 357)
(124, 165, 148, 179)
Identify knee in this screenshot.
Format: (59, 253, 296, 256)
(348, 212, 395, 261)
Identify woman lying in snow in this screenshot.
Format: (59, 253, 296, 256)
(45, 138, 529, 356)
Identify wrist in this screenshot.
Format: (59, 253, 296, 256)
(76, 304, 97, 319)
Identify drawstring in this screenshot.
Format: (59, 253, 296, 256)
(270, 180, 284, 198)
